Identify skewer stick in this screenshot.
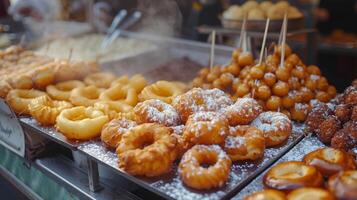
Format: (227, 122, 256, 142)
(209, 30, 216, 70)
(279, 14, 288, 68)
(238, 15, 247, 49)
(258, 18, 270, 65)
(68, 48, 73, 61)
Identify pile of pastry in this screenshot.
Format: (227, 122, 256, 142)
(243, 147, 356, 200)
(192, 44, 336, 122)
(223, 1, 303, 21)
(306, 80, 357, 152)
(101, 86, 292, 190)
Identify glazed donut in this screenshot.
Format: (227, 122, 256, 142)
(116, 123, 177, 177)
(111, 74, 147, 93)
(303, 147, 356, 177)
(101, 118, 137, 150)
(263, 161, 324, 191)
(28, 95, 72, 125)
(139, 80, 185, 104)
(223, 98, 263, 125)
(84, 72, 116, 88)
(46, 80, 85, 101)
(183, 112, 229, 146)
(178, 145, 231, 190)
(327, 170, 357, 200)
(99, 84, 138, 106)
(6, 89, 47, 115)
(243, 189, 286, 200)
(224, 125, 265, 161)
(94, 101, 133, 120)
(173, 88, 233, 122)
(133, 99, 180, 126)
(251, 111, 292, 147)
(69, 85, 101, 107)
(287, 188, 335, 200)
(56, 106, 109, 140)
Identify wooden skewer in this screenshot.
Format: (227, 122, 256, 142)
(258, 18, 270, 65)
(68, 48, 73, 62)
(210, 30, 216, 71)
(238, 15, 247, 49)
(279, 13, 288, 68)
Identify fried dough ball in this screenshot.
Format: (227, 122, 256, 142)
(250, 65, 265, 79)
(272, 81, 289, 97)
(236, 83, 250, 97)
(46, 80, 85, 101)
(255, 84, 271, 100)
(291, 65, 306, 79)
(287, 188, 335, 200)
(224, 98, 263, 125)
(101, 118, 137, 150)
(327, 170, 357, 200)
(317, 77, 329, 91)
(69, 85, 101, 107)
(315, 91, 331, 103)
(305, 103, 333, 133)
(282, 95, 295, 109)
(266, 96, 282, 111)
(331, 129, 356, 151)
(351, 106, 357, 121)
(316, 116, 341, 144)
(84, 72, 116, 88)
(6, 89, 47, 115)
(334, 104, 351, 123)
(299, 87, 314, 102)
(243, 189, 286, 200)
(247, 8, 265, 20)
(343, 120, 357, 140)
(290, 103, 310, 122)
(274, 44, 292, 58)
(343, 86, 357, 105)
(276, 67, 290, 82)
(178, 145, 231, 190)
(263, 72, 277, 87)
(238, 52, 254, 67)
(307, 65, 321, 75)
(327, 85, 337, 97)
(288, 77, 301, 90)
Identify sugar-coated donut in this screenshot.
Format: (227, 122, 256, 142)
(327, 170, 357, 200)
(94, 101, 133, 120)
(287, 188, 335, 200)
(101, 118, 137, 150)
(134, 99, 180, 126)
(224, 125, 265, 161)
(251, 111, 292, 147)
(56, 106, 109, 140)
(139, 80, 185, 104)
(179, 145, 231, 190)
(84, 72, 116, 88)
(243, 189, 286, 200)
(28, 95, 72, 125)
(263, 161, 324, 191)
(116, 123, 177, 177)
(183, 112, 229, 146)
(303, 147, 356, 177)
(69, 85, 101, 106)
(99, 84, 138, 106)
(111, 74, 147, 93)
(6, 89, 47, 115)
(224, 98, 263, 125)
(46, 80, 85, 101)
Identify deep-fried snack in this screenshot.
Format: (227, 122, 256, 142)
(327, 170, 357, 200)
(111, 74, 147, 93)
(334, 104, 352, 123)
(101, 118, 137, 149)
(223, 98, 263, 125)
(94, 101, 133, 120)
(139, 80, 185, 104)
(6, 89, 47, 114)
(99, 84, 138, 106)
(316, 116, 341, 144)
(331, 129, 356, 151)
(69, 85, 101, 106)
(243, 189, 286, 200)
(287, 188, 335, 200)
(84, 72, 116, 88)
(46, 80, 85, 101)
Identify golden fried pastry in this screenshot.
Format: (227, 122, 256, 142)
(327, 170, 357, 200)
(94, 101, 133, 120)
(53, 60, 98, 82)
(317, 116, 341, 144)
(29, 64, 55, 89)
(263, 161, 324, 191)
(183, 112, 229, 146)
(225, 125, 265, 161)
(173, 88, 233, 122)
(116, 123, 177, 177)
(101, 118, 137, 149)
(133, 99, 180, 126)
(69, 85, 101, 107)
(46, 80, 85, 101)
(287, 188, 335, 200)
(6, 89, 47, 115)
(99, 84, 138, 106)
(0, 80, 12, 98)
(224, 98, 263, 126)
(179, 145, 231, 190)
(303, 147, 356, 177)
(8, 74, 33, 89)
(28, 95, 72, 125)
(111, 74, 147, 93)
(84, 72, 116, 88)
(251, 111, 292, 147)
(56, 106, 108, 140)
(139, 80, 185, 104)
(243, 189, 286, 200)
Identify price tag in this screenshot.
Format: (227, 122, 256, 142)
(0, 99, 25, 157)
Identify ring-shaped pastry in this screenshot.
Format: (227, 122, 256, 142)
(139, 80, 185, 104)
(287, 188, 335, 200)
(84, 72, 116, 88)
(223, 98, 263, 125)
(178, 145, 232, 190)
(111, 74, 147, 93)
(6, 89, 47, 115)
(30, 64, 55, 89)
(69, 85, 101, 107)
(243, 189, 286, 200)
(263, 161, 324, 191)
(101, 118, 137, 149)
(56, 106, 108, 140)
(94, 101, 133, 120)
(327, 170, 357, 200)
(29, 95, 72, 125)
(116, 123, 177, 177)
(46, 80, 85, 101)
(99, 84, 138, 106)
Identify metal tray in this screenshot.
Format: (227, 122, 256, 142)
(78, 123, 305, 200)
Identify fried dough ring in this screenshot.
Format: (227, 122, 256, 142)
(224, 125, 265, 161)
(263, 161, 324, 191)
(224, 98, 263, 125)
(94, 101, 133, 120)
(69, 85, 101, 106)
(28, 95, 72, 125)
(101, 118, 137, 150)
(111, 74, 147, 93)
(6, 89, 47, 115)
(178, 145, 231, 190)
(56, 106, 108, 140)
(84, 72, 116, 88)
(134, 99, 180, 126)
(99, 84, 138, 106)
(243, 189, 286, 200)
(327, 170, 357, 200)
(46, 80, 85, 101)
(0, 80, 12, 98)
(303, 147, 356, 177)
(29, 64, 55, 89)
(116, 123, 177, 177)
(287, 188, 335, 200)
(139, 80, 185, 104)
(251, 111, 292, 147)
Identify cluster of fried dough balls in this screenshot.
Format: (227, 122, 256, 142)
(223, 1, 303, 21)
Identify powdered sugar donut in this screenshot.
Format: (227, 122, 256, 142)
(224, 98, 263, 125)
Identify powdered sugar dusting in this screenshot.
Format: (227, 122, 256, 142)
(251, 111, 291, 133)
(225, 135, 245, 149)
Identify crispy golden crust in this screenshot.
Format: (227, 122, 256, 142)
(224, 98, 263, 126)
(139, 80, 185, 104)
(69, 85, 101, 107)
(101, 118, 137, 150)
(84, 72, 116, 88)
(328, 170, 357, 200)
(243, 189, 286, 200)
(46, 80, 85, 101)
(287, 188, 335, 200)
(6, 89, 47, 115)
(99, 84, 138, 106)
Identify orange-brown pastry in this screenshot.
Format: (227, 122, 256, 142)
(110, 74, 147, 93)
(101, 118, 137, 150)
(224, 125, 265, 161)
(139, 81, 185, 104)
(178, 145, 231, 190)
(6, 89, 47, 115)
(69, 85, 101, 107)
(303, 147, 356, 177)
(317, 116, 341, 144)
(243, 189, 286, 200)
(46, 80, 85, 101)
(0, 80, 12, 98)
(223, 98, 263, 126)
(94, 101, 133, 120)
(263, 161, 324, 191)
(116, 123, 177, 177)
(99, 84, 138, 106)
(287, 188, 335, 200)
(84, 72, 116, 88)
(251, 111, 292, 147)
(327, 170, 357, 200)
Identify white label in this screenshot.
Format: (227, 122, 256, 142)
(0, 99, 25, 157)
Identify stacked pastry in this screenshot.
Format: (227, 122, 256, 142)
(244, 147, 357, 200)
(192, 44, 336, 122)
